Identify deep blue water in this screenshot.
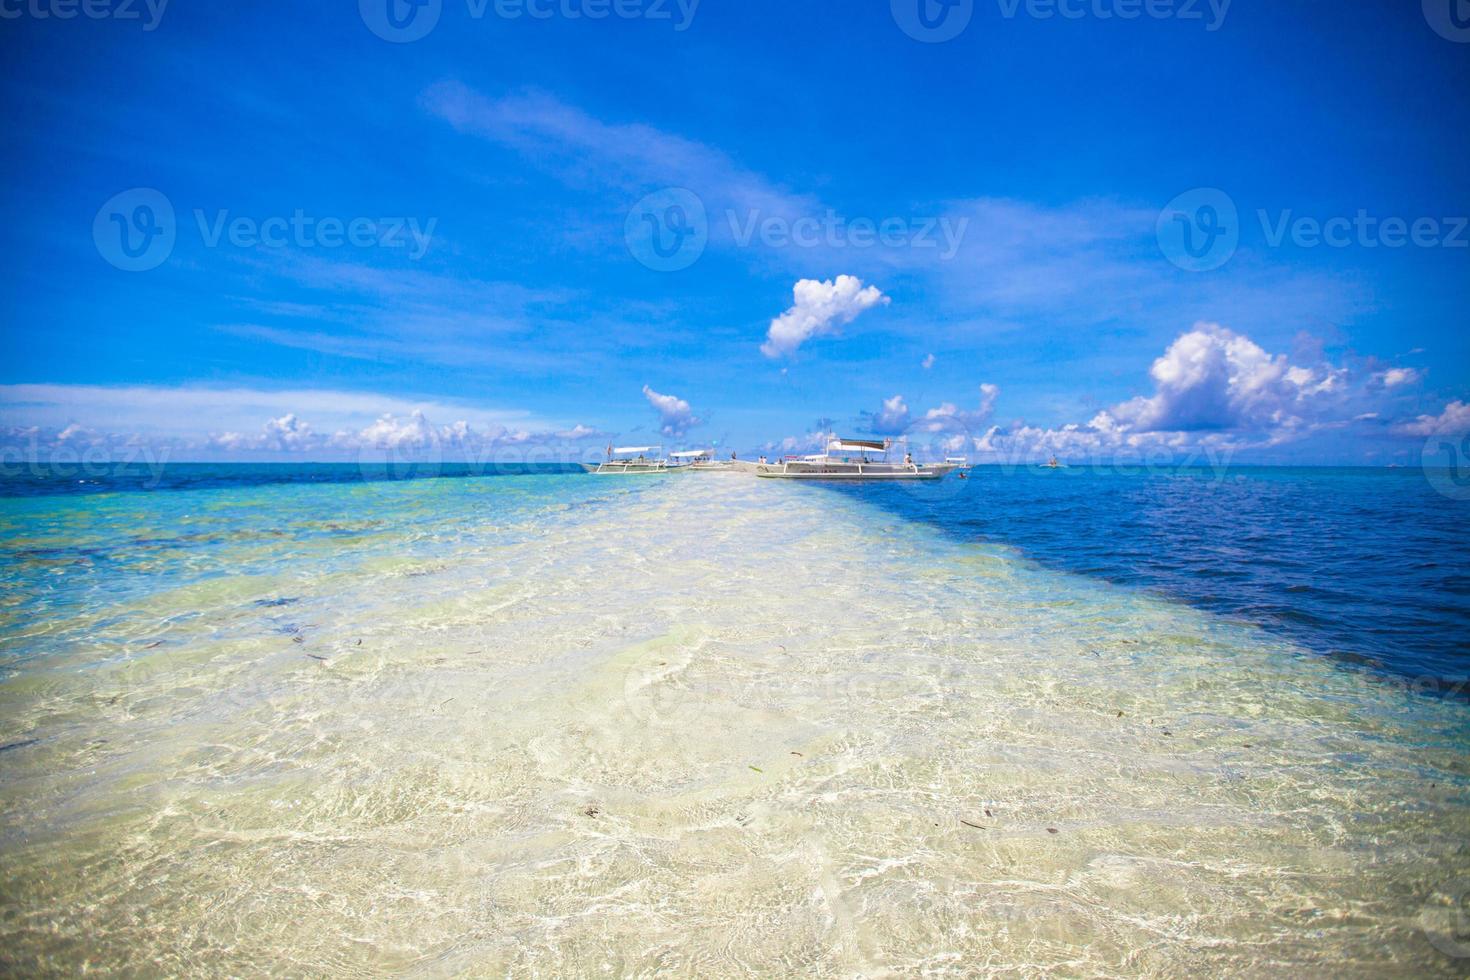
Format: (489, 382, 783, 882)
(833, 466, 1470, 692)
(2, 462, 1466, 693)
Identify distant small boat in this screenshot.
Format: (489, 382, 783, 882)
(756, 438, 954, 481)
(582, 446, 672, 474)
(1046, 456, 1063, 469)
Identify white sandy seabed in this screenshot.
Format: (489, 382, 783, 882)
(1, 474, 1468, 977)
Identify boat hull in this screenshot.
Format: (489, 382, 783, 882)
(583, 462, 673, 474)
(756, 466, 947, 481)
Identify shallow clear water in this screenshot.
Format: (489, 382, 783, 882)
(1, 468, 1468, 975)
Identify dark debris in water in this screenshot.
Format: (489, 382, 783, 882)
(254, 597, 299, 608)
(0, 739, 40, 754)
(960, 819, 985, 830)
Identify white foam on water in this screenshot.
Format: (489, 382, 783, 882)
(1, 475, 1467, 975)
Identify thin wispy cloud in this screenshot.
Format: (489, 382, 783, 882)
(423, 82, 812, 220)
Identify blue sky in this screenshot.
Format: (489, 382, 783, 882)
(2, 0, 1468, 464)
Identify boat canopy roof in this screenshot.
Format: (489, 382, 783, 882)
(612, 445, 660, 455)
(945, 456, 968, 463)
(828, 438, 888, 454)
(669, 450, 712, 459)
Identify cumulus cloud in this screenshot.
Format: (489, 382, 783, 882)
(959, 323, 1466, 461)
(198, 409, 597, 458)
(261, 413, 315, 451)
(357, 411, 439, 450)
(922, 353, 935, 370)
(870, 395, 911, 435)
(916, 383, 1000, 434)
(1397, 400, 1470, 437)
(1376, 367, 1422, 388)
(642, 385, 700, 437)
(763, 430, 831, 455)
(1097, 323, 1346, 439)
(860, 385, 1001, 450)
(761, 276, 890, 358)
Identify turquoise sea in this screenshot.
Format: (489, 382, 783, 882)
(1, 464, 1467, 974)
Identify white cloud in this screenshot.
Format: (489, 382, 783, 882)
(871, 395, 911, 435)
(0, 384, 605, 460)
(764, 430, 830, 455)
(261, 413, 315, 451)
(1376, 367, 1422, 388)
(1104, 323, 1346, 438)
(865, 384, 1001, 452)
(957, 324, 1467, 461)
(1397, 400, 1470, 437)
(922, 354, 935, 370)
(357, 411, 438, 450)
(761, 276, 890, 358)
(424, 82, 810, 222)
(641, 385, 700, 437)
(917, 383, 1000, 434)
(0, 384, 541, 438)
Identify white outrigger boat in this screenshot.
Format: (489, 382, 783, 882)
(755, 438, 956, 481)
(670, 449, 739, 471)
(581, 446, 672, 474)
